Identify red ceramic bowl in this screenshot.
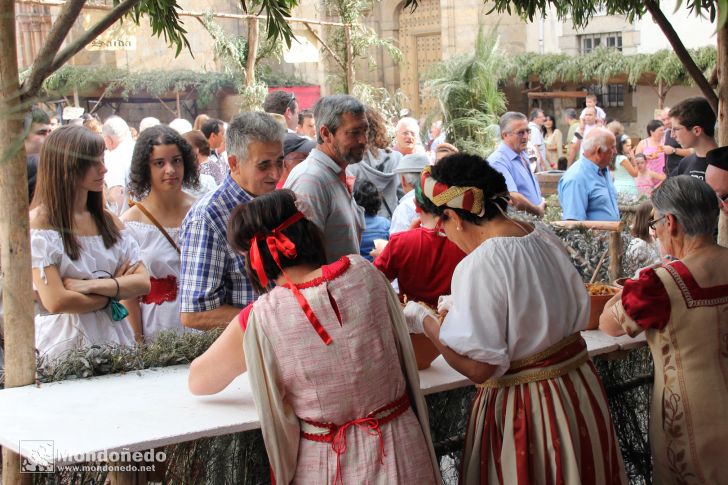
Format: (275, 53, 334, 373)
(585, 284, 620, 330)
(410, 334, 440, 370)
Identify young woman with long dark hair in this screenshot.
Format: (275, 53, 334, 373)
(30, 126, 150, 362)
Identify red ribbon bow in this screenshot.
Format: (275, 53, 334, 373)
(331, 417, 386, 485)
(248, 212, 333, 345)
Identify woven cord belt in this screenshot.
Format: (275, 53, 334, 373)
(478, 333, 589, 389)
(300, 393, 410, 485)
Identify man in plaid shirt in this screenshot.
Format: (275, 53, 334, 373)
(179, 112, 285, 329)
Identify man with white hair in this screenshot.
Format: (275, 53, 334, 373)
(489, 112, 545, 217)
(169, 118, 192, 134)
(102, 116, 134, 214)
(139, 117, 160, 133)
(558, 127, 620, 221)
(394, 117, 422, 155)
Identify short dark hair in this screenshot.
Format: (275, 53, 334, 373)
(529, 108, 543, 121)
(313, 95, 365, 144)
(200, 119, 224, 139)
(669, 97, 716, 137)
(353, 180, 382, 217)
(646, 119, 664, 137)
(128, 125, 200, 199)
(263, 90, 297, 115)
(24, 108, 50, 132)
(417, 153, 508, 225)
(228, 189, 327, 293)
(564, 108, 577, 120)
(298, 109, 313, 126)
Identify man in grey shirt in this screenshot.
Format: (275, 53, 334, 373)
(284, 95, 368, 262)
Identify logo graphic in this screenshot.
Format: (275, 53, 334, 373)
(19, 440, 55, 473)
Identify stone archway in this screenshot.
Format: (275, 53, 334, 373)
(397, 0, 442, 118)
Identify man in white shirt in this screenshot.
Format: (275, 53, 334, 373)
(528, 108, 547, 171)
(102, 116, 134, 214)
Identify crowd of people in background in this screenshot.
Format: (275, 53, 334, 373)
(4, 86, 728, 484)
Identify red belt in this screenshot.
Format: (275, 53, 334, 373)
(141, 276, 177, 305)
(300, 393, 410, 485)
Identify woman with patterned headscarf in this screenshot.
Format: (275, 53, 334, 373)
(403, 153, 626, 484)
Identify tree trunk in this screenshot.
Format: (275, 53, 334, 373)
(245, 17, 259, 87)
(344, 25, 355, 94)
(645, 0, 718, 113)
(1, 0, 37, 483)
(718, 21, 728, 247)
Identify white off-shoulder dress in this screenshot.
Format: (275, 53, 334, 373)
(31, 229, 139, 362)
(125, 221, 193, 342)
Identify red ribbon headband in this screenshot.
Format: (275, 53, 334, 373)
(420, 165, 485, 216)
(248, 211, 333, 345)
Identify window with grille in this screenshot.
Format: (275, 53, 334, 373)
(586, 84, 625, 109)
(580, 32, 622, 54)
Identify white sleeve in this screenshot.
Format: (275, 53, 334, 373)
(438, 251, 511, 378)
(117, 229, 142, 267)
(30, 230, 64, 283)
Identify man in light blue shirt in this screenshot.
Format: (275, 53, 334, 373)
(489, 112, 546, 217)
(558, 127, 620, 221)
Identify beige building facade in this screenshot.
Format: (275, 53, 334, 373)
(15, 0, 715, 133)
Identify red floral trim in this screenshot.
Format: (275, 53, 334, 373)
(141, 276, 177, 305)
(288, 256, 351, 290)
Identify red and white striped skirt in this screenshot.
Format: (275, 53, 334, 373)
(460, 334, 626, 485)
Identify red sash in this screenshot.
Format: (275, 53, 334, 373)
(300, 393, 410, 485)
(141, 276, 177, 305)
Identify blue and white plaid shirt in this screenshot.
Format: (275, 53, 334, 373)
(179, 174, 255, 312)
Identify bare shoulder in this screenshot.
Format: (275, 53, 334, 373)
(108, 211, 127, 231)
(120, 204, 143, 223)
(29, 206, 52, 229)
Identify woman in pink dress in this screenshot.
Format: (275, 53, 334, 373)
(188, 189, 440, 484)
(635, 119, 676, 175)
(633, 152, 666, 197)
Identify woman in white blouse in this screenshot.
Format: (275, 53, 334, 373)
(404, 153, 626, 484)
(121, 125, 198, 343)
(30, 126, 150, 363)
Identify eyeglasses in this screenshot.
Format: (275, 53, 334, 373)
(719, 193, 728, 203)
(287, 92, 297, 110)
(647, 215, 666, 230)
(508, 129, 531, 137)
